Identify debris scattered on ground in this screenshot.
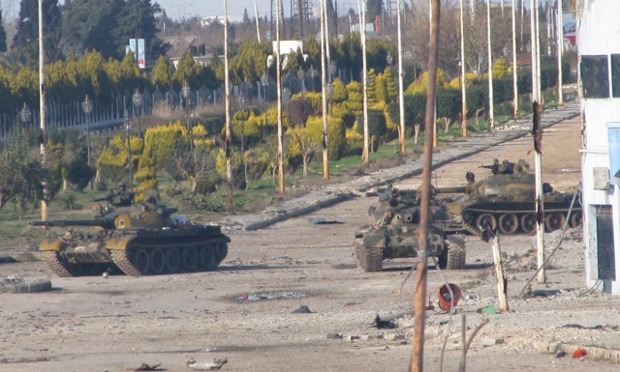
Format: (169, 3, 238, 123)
(307, 217, 344, 225)
(556, 351, 567, 358)
(291, 305, 313, 314)
(563, 324, 605, 330)
(186, 355, 228, 370)
(326, 333, 343, 340)
(133, 362, 162, 371)
(572, 348, 588, 359)
(476, 305, 499, 314)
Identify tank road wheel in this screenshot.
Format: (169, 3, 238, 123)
(439, 236, 467, 270)
(181, 246, 199, 271)
(520, 213, 537, 235)
(476, 213, 497, 232)
(200, 245, 217, 270)
(165, 247, 181, 273)
(545, 212, 566, 232)
(357, 245, 383, 272)
(132, 249, 150, 274)
(498, 213, 519, 235)
(149, 248, 166, 275)
(570, 212, 583, 228)
(215, 241, 228, 264)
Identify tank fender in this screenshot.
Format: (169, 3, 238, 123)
(362, 232, 387, 248)
(39, 239, 65, 252)
(105, 237, 133, 250)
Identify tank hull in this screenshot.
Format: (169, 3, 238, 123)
(447, 193, 582, 235)
(38, 225, 230, 277)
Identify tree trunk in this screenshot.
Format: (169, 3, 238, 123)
(414, 124, 420, 144)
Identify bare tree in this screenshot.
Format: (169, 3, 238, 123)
(289, 125, 320, 177)
(175, 144, 216, 194)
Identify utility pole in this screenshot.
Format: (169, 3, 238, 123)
(254, 0, 261, 43)
(460, 0, 467, 137)
(411, 1, 440, 370)
(224, 0, 234, 208)
(276, 0, 285, 193)
(512, 0, 519, 117)
(530, 0, 545, 283)
(486, 0, 494, 129)
(361, 0, 369, 164)
(397, 0, 406, 155)
(320, 0, 330, 179)
(557, 0, 563, 105)
(39, 0, 47, 221)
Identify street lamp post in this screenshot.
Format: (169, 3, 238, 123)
(132, 89, 143, 138)
(282, 87, 292, 123)
(124, 109, 133, 192)
(326, 82, 334, 115)
(237, 93, 248, 192)
(297, 67, 305, 96)
(182, 82, 193, 151)
(82, 95, 93, 190)
(261, 72, 269, 105)
(20, 102, 31, 127)
(309, 65, 317, 92)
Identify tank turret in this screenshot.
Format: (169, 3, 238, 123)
(29, 191, 230, 278)
(429, 162, 582, 235)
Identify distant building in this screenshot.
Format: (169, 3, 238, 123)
(200, 15, 242, 27)
(578, 0, 620, 294)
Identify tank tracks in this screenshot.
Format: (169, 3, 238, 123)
(41, 251, 108, 277)
(443, 235, 466, 270)
(110, 238, 229, 277)
(460, 206, 582, 236)
(355, 235, 467, 272)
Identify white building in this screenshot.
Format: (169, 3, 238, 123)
(578, 0, 620, 294)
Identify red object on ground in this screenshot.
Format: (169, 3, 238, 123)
(572, 348, 588, 359)
(438, 283, 462, 312)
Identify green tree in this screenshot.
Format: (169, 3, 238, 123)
(173, 51, 203, 90)
(13, 0, 62, 65)
(114, 0, 170, 61)
(0, 127, 46, 213)
(367, 68, 377, 106)
(151, 55, 174, 91)
(61, 0, 123, 60)
(384, 68, 398, 104)
(0, 9, 7, 52)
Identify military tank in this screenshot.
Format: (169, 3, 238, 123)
(29, 192, 230, 277)
(354, 185, 466, 272)
(432, 159, 582, 235)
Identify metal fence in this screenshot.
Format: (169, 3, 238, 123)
(0, 67, 350, 140)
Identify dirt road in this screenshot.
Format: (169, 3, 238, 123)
(3, 116, 620, 372)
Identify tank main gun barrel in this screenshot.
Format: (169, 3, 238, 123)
(433, 186, 469, 194)
(29, 219, 109, 228)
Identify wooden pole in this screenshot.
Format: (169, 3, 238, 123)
(276, 0, 285, 193)
(39, 0, 47, 221)
(491, 232, 509, 312)
(557, 0, 563, 105)
(486, 0, 494, 130)
(533, 102, 546, 283)
(254, 0, 261, 43)
(320, 0, 330, 179)
(224, 0, 234, 207)
(411, 1, 440, 370)
(512, 0, 519, 117)
(397, 0, 406, 154)
(460, 0, 467, 137)
(361, 0, 369, 164)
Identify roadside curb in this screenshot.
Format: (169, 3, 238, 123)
(222, 102, 581, 231)
(512, 337, 620, 363)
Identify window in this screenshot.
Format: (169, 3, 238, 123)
(581, 55, 609, 99)
(612, 54, 620, 97)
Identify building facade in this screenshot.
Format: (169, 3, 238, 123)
(578, 0, 620, 293)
